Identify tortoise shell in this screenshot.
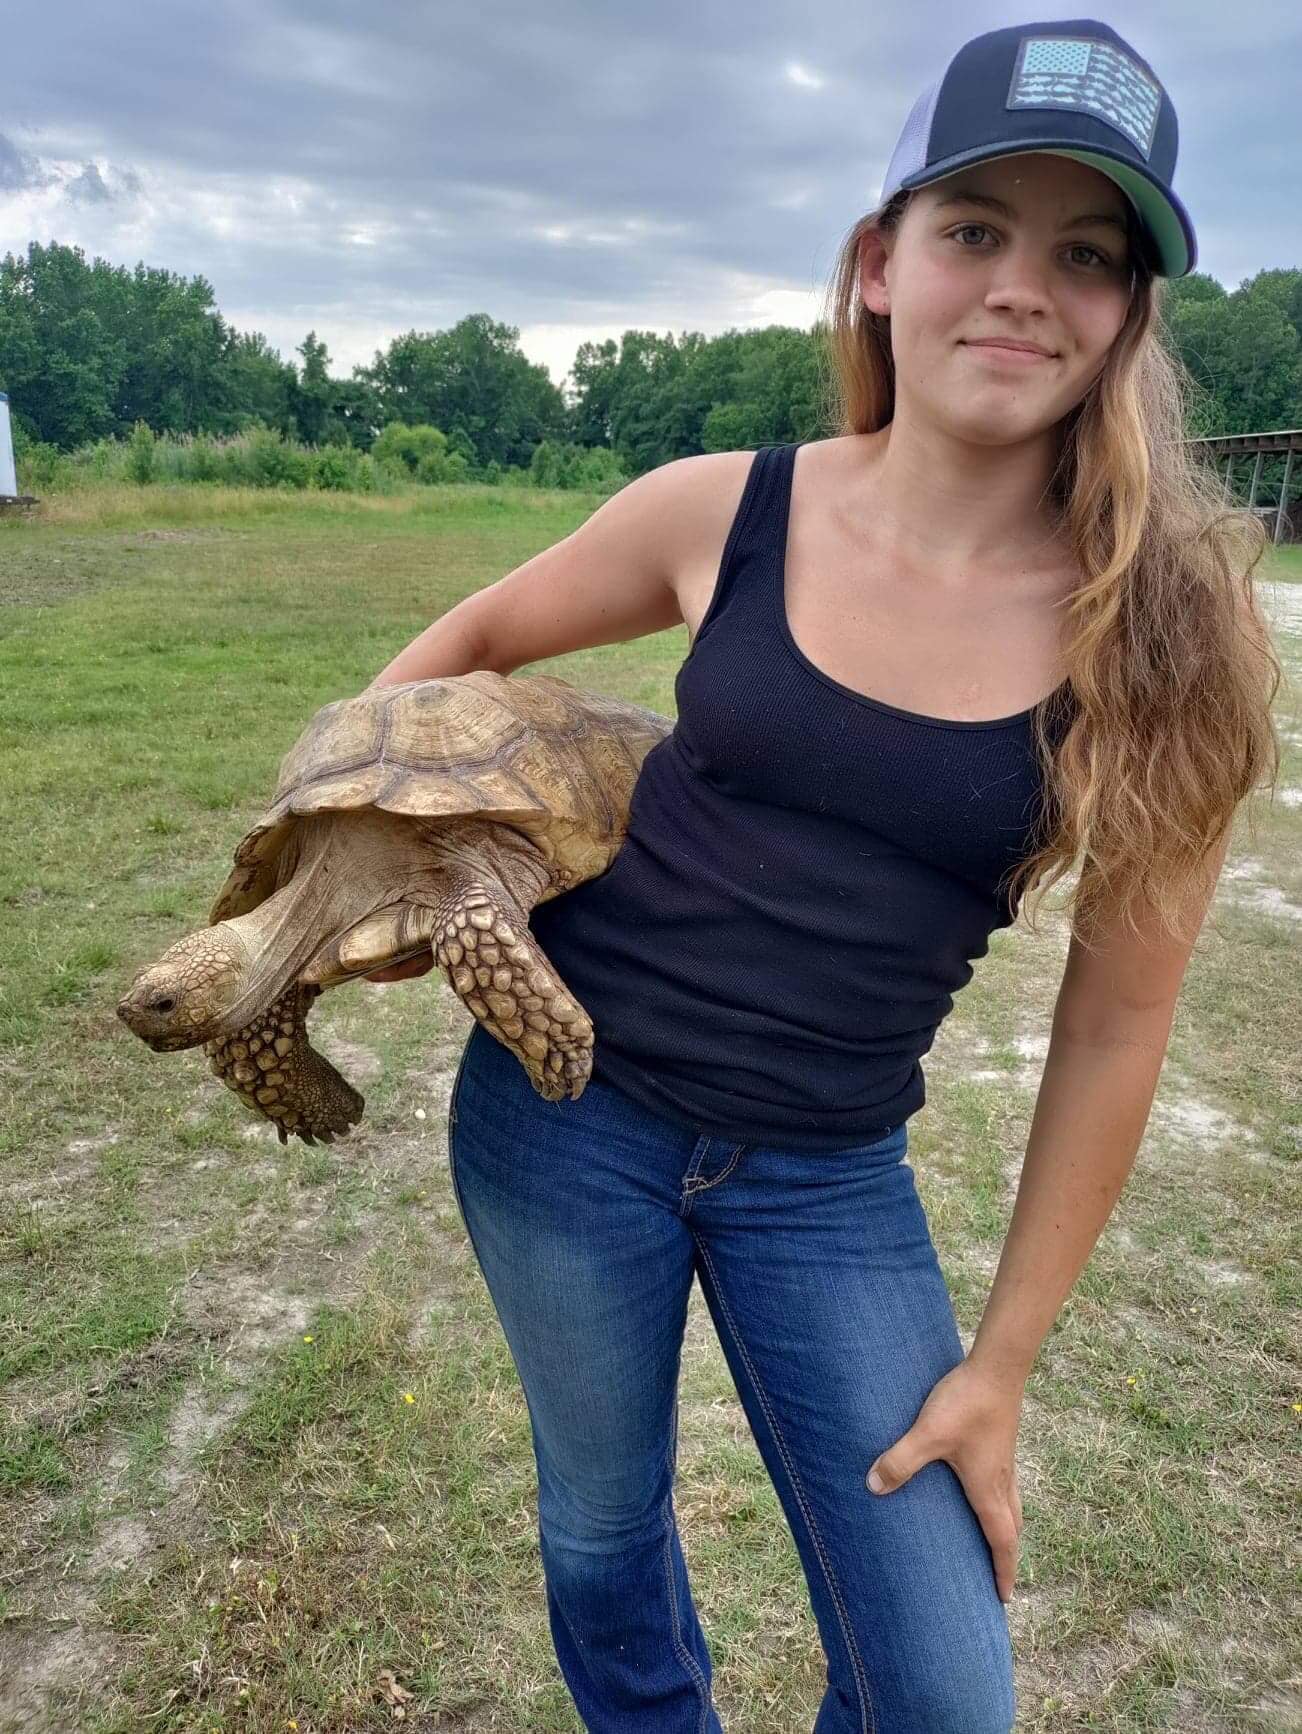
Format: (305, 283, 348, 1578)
(209, 671, 672, 924)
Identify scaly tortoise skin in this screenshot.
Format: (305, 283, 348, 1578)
(117, 672, 672, 1143)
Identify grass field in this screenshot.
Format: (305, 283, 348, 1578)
(1, 483, 1299, 1732)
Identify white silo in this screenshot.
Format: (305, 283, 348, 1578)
(0, 392, 17, 498)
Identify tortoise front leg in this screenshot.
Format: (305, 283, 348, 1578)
(203, 983, 364, 1145)
(433, 872, 594, 1103)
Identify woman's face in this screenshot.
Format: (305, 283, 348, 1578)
(859, 152, 1136, 447)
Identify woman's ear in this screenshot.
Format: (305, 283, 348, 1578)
(858, 227, 891, 317)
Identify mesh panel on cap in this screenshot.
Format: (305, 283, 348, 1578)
(881, 78, 942, 201)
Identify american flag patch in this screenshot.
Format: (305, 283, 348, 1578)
(1006, 35, 1162, 158)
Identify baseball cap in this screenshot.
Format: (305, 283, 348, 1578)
(879, 19, 1197, 276)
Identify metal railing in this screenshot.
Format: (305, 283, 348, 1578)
(1186, 428, 1300, 544)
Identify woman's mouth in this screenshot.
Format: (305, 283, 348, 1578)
(960, 339, 1056, 363)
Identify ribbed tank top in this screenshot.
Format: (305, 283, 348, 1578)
(528, 440, 1077, 1150)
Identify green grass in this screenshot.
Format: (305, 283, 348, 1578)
(1, 492, 1299, 1732)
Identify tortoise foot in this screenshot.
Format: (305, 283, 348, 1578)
(205, 984, 364, 1145)
(434, 885, 593, 1102)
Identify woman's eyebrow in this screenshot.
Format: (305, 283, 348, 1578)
(933, 190, 1128, 235)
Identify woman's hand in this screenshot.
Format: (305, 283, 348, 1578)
(865, 1359, 1025, 1603)
(363, 950, 437, 984)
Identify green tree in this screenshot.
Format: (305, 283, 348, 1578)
(293, 330, 334, 446)
(217, 329, 298, 438)
(359, 313, 566, 468)
(1165, 276, 1302, 435)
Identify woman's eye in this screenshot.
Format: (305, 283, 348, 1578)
(948, 225, 1115, 271)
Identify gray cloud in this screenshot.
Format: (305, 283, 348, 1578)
(0, 1, 1296, 384)
(0, 131, 56, 194)
(65, 161, 143, 205)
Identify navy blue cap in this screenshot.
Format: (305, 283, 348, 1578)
(880, 20, 1197, 276)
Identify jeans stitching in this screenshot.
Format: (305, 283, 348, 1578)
(680, 1136, 711, 1207)
(446, 1028, 473, 1134)
(692, 1235, 876, 1734)
(662, 1511, 712, 1733)
(682, 1144, 745, 1197)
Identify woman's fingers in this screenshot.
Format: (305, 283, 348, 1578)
(967, 1492, 1020, 1602)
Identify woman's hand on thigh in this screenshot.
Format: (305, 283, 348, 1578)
(864, 1360, 1025, 1603)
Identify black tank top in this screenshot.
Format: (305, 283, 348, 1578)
(528, 440, 1077, 1150)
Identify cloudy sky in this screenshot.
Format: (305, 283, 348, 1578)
(1, 2, 1295, 392)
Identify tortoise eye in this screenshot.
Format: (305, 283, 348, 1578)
(151, 996, 176, 1013)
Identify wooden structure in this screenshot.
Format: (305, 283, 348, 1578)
(1186, 427, 1300, 544)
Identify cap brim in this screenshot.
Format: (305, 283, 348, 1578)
(898, 141, 1197, 277)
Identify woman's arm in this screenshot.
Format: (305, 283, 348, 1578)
(966, 1024, 1171, 1383)
(864, 827, 1234, 1600)
(969, 823, 1234, 1379)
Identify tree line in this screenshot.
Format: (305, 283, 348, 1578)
(2, 239, 1299, 495)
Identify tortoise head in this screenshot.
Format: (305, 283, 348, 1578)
(117, 926, 249, 1051)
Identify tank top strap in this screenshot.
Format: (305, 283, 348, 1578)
(690, 441, 803, 654)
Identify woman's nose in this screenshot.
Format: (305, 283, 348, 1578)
(982, 246, 1054, 315)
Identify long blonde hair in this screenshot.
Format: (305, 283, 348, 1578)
(818, 189, 1284, 949)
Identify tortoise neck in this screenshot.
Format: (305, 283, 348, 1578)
(215, 816, 365, 1030)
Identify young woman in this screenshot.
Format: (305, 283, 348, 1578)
(366, 20, 1279, 1732)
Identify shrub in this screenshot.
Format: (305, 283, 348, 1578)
(125, 420, 157, 485)
(187, 434, 222, 484)
(372, 422, 470, 484)
(310, 445, 358, 491)
(12, 422, 70, 493)
(529, 439, 628, 491)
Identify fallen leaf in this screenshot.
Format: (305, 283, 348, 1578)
(377, 1668, 414, 1720)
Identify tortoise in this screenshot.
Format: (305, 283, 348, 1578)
(116, 671, 672, 1143)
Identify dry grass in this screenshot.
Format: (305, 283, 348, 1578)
(1, 496, 1298, 1732)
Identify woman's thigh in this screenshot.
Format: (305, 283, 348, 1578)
(686, 1130, 1015, 1733)
(446, 1021, 701, 1513)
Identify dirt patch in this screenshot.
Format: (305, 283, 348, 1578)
(122, 527, 243, 545)
(182, 1268, 315, 1359)
(86, 1515, 157, 1576)
(1248, 1687, 1302, 1731)
(958, 1244, 1002, 1278)
(1220, 857, 1302, 923)
(161, 1386, 254, 1495)
(406, 1246, 477, 1349)
(316, 1031, 385, 1085)
(1233, 881, 1302, 923)
(1147, 1085, 1279, 1171)
(0, 1052, 462, 1729)
(1188, 1256, 1252, 1288)
(6, 1131, 121, 1206)
(0, 1624, 119, 1734)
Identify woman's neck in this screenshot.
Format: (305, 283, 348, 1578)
(851, 414, 1065, 575)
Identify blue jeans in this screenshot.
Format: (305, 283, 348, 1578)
(447, 1020, 1015, 1733)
